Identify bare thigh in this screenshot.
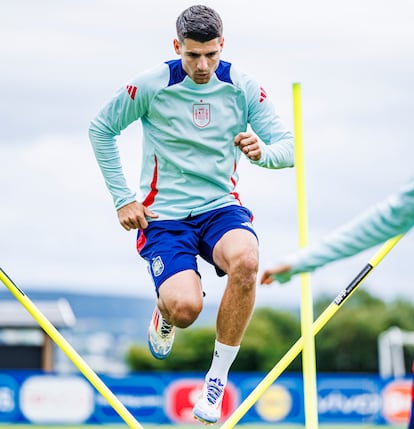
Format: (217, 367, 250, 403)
(213, 228, 259, 276)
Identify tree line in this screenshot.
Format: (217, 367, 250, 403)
(126, 289, 414, 373)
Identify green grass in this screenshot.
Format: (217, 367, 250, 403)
(0, 425, 407, 429)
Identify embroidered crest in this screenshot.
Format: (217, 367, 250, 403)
(193, 103, 211, 128)
(151, 256, 164, 277)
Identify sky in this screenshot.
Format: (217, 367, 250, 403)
(1, 0, 413, 310)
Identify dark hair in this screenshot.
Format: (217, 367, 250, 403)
(176, 5, 223, 43)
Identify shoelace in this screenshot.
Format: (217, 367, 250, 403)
(206, 378, 224, 405)
(160, 318, 173, 337)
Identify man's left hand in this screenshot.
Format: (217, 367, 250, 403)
(234, 132, 261, 161)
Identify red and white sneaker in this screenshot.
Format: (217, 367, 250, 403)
(147, 307, 175, 360)
(193, 377, 225, 425)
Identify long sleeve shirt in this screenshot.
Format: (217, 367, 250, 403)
(89, 59, 294, 220)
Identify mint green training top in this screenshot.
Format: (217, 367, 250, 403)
(89, 59, 294, 220)
(276, 176, 414, 283)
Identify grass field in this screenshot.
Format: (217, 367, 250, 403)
(0, 425, 407, 429)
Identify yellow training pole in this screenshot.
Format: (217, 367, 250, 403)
(0, 267, 144, 429)
(293, 82, 319, 429)
(220, 234, 402, 428)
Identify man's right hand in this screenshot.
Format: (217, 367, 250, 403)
(260, 263, 294, 285)
(117, 201, 159, 231)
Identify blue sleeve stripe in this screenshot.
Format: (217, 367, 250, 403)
(165, 60, 187, 86)
(215, 60, 233, 84)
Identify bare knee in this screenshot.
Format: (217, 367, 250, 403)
(165, 298, 203, 328)
(157, 270, 203, 328)
(228, 251, 259, 289)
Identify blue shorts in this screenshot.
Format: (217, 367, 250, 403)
(136, 205, 257, 293)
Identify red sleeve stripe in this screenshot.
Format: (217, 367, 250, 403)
(126, 85, 137, 100)
(259, 86, 267, 103)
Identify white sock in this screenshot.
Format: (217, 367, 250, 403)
(205, 340, 240, 386)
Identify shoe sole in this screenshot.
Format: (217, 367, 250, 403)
(193, 414, 217, 425)
(147, 332, 171, 360)
(193, 409, 219, 425)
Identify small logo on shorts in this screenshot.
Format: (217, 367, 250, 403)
(152, 256, 164, 277)
(241, 221, 253, 229)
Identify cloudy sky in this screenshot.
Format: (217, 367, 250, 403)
(1, 0, 413, 310)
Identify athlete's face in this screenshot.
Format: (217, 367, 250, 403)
(174, 37, 224, 84)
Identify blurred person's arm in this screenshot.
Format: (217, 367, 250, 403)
(261, 176, 414, 285)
